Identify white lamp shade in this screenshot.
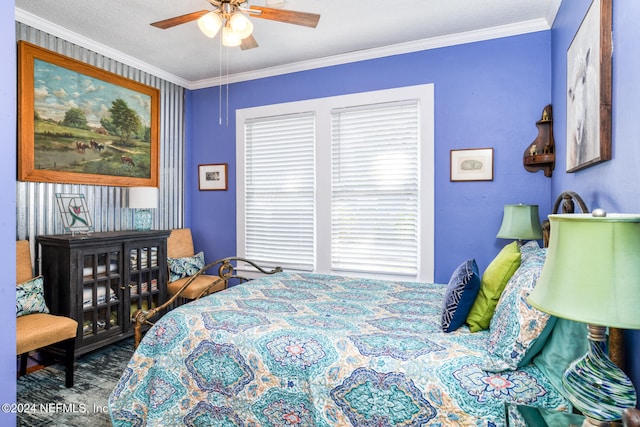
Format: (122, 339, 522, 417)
(127, 187, 158, 209)
(229, 12, 253, 39)
(222, 25, 242, 47)
(197, 11, 222, 38)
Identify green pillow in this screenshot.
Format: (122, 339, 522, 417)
(466, 241, 521, 332)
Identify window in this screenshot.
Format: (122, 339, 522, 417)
(243, 113, 316, 271)
(237, 84, 434, 281)
(331, 100, 420, 276)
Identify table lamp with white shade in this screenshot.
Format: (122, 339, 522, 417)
(127, 187, 158, 231)
(527, 211, 640, 425)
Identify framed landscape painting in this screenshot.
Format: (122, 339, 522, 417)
(18, 41, 160, 187)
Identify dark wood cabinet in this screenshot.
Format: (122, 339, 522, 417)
(37, 230, 170, 356)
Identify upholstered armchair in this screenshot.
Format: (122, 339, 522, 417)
(166, 228, 227, 302)
(16, 240, 78, 387)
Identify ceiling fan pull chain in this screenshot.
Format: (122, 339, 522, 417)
(226, 47, 230, 127)
(219, 33, 223, 126)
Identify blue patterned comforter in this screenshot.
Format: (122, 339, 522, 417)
(109, 272, 569, 426)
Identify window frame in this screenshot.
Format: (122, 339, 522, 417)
(236, 84, 434, 282)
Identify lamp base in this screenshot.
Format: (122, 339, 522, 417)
(133, 209, 153, 231)
(563, 325, 637, 423)
(581, 417, 616, 427)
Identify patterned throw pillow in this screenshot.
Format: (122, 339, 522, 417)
(168, 252, 205, 283)
(441, 259, 481, 332)
(483, 241, 555, 371)
(16, 276, 50, 317)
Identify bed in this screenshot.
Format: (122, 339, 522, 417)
(108, 196, 594, 427)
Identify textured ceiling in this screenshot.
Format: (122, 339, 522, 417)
(15, 0, 560, 88)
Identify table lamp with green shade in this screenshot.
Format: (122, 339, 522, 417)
(496, 204, 543, 244)
(527, 211, 640, 426)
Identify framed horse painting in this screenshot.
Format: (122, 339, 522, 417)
(565, 0, 612, 173)
(18, 41, 159, 187)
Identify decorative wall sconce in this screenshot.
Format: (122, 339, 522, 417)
(523, 104, 555, 177)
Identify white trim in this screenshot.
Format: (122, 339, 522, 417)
(237, 84, 435, 282)
(14, 8, 192, 88)
(193, 19, 550, 89)
(546, 0, 563, 27)
(16, 6, 552, 91)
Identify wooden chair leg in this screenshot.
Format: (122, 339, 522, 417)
(19, 353, 27, 376)
(62, 338, 75, 388)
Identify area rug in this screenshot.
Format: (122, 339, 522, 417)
(16, 338, 134, 427)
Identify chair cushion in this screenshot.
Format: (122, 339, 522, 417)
(167, 275, 226, 300)
(16, 276, 50, 317)
(16, 240, 34, 284)
(168, 252, 205, 282)
(16, 313, 78, 355)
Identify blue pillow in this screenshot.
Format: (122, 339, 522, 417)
(16, 276, 50, 317)
(441, 259, 481, 332)
(167, 251, 205, 283)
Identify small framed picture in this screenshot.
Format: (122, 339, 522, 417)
(450, 148, 494, 182)
(199, 163, 228, 191)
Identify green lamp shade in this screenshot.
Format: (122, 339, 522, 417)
(528, 212, 640, 422)
(496, 204, 543, 240)
(528, 213, 640, 329)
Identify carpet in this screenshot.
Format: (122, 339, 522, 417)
(16, 338, 134, 427)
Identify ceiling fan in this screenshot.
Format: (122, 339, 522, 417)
(151, 0, 320, 50)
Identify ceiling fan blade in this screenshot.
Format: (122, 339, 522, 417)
(240, 35, 259, 50)
(248, 6, 320, 28)
(150, 10, 209, 29)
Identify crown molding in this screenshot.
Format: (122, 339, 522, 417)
(190, 18, 551, 89)
(15, 7, 192, 88)
(546, 0, 563, 27)
(16, 7, 551, 91)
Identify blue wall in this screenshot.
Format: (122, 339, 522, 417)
(550, 0, 640, 398)
(188, 0, 640, 401)
(2, 1, 17, 424)
(187, 31, 552, 283)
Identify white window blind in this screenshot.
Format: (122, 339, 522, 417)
(244, 112, 316, 271)
(331, 100, 419, 276)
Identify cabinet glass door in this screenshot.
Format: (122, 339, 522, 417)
(81, 248, 122, 341)
(128, 245, 163, 328)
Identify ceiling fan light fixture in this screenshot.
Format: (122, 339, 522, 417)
(222, 25, 242, 47)
(197, 11, 222, 38)
(228, 11, 254, 39)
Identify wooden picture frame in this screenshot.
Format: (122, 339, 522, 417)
(566, 0, 612, 172)
(18, 41, 160, 187)
(199, 163, 228, 191)
(450, 148, 494, 182)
